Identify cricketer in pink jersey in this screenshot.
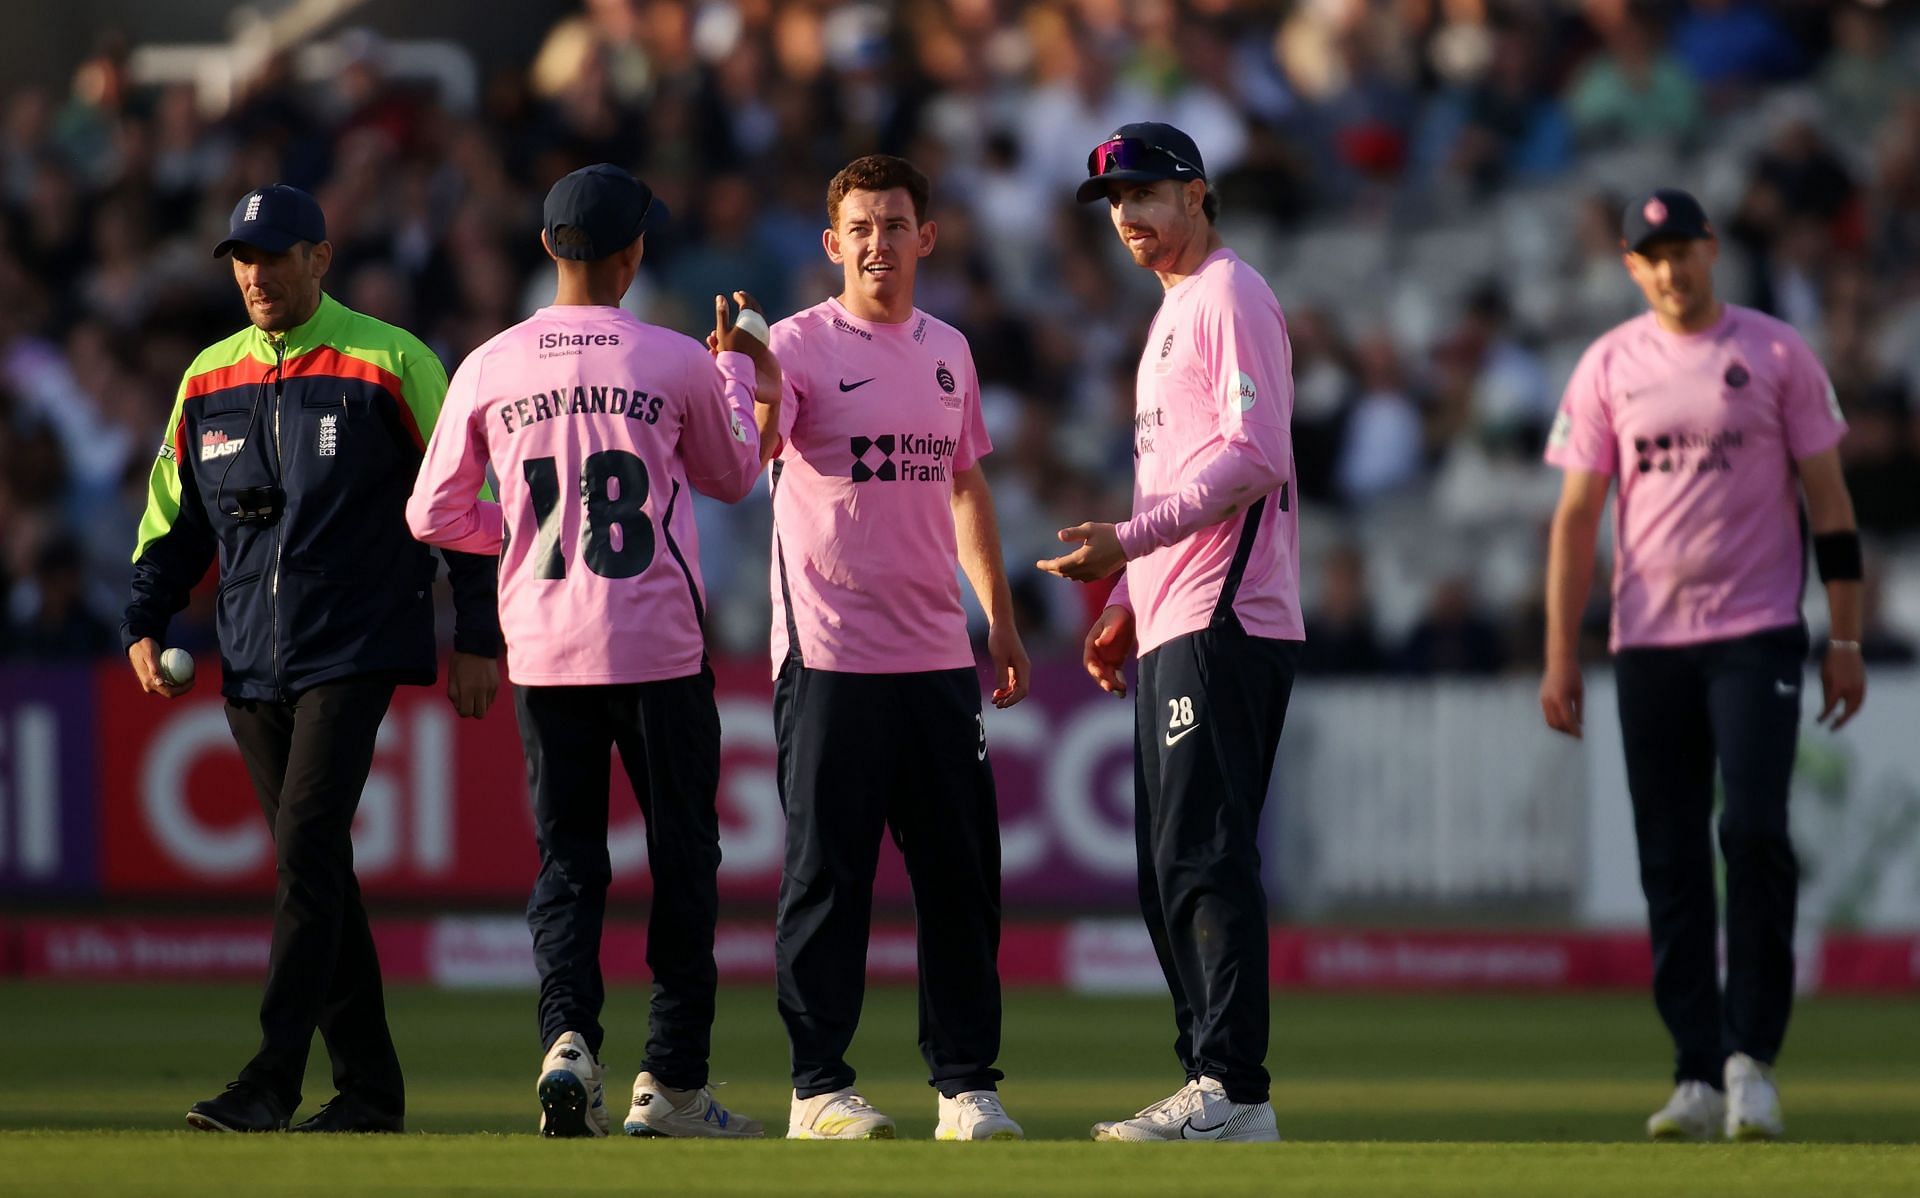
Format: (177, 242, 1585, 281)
(407, 165, 779, 1140)
(1045, 122, 1299, 1144)
(763, 155, 1029, 1144)
(1540, 188, 1864, 1142)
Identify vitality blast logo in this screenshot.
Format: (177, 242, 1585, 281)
(200, 430, 244, 462)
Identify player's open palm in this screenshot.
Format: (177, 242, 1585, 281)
(1819, 649, 1865, 730)
(1084, 605, 1135, 698)
(1540, 659, 1583, 738)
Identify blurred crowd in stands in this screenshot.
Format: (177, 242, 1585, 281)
(2, 0, 1918, 673)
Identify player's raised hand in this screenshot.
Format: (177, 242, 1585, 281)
(714, 291, 782, 408)
(1819, 643, 1866, 730)
(1037, 522, 1126, 582)
(988, 621, 1030, 708)
(1539, 658, 1584, 738)
(1083, 605, 1136, 697)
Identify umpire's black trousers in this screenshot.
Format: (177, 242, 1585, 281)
(773, 663, 1004, 1099)
(225, 676, 403, 1117)
(1134, 624, 1300, 1106)
(516, 671, 723, 1090)
(1615, 623, 1806, 1087)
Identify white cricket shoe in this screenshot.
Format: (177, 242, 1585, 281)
(786, 1087, 896, 1140)
(1091, 1077, 1279, 1143)
(537, 1031, 609, 1138)
(935, 1090, 1023, 1141)
(1646, 1081, 1726, 1141)
(1725, 1053, 1785, 1141)
(624, 1071, 764, 1138)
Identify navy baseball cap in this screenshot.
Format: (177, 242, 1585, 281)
(213, 184, 327, 258)
(1622, 188, 1713, 253)
(543, 164, 668, 261)
(1077, 122, 1208, 204)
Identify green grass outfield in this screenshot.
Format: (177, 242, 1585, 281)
(1, 983, 1916, 1195)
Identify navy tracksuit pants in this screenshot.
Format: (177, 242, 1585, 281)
(1134, 623, 1300, 1106)
(1614, 624, 1806, 1086)
(772, 663, 1004, 1099)
(226, 676, 404, 1117)
(516, 670, 723, 1090)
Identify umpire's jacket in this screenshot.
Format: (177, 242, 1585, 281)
(124, 293, 499, 702)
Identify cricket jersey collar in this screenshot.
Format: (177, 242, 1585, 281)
(828, 296, 920, 334)
(248, 291, 347, 360)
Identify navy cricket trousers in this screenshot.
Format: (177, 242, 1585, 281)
(1614, 623, 1807, 1087)
(1134, 623, 1300, 1106)
(516, 671, 723, 1090)
(226, 676, 403, 1117)
(773, 663, 1005, 1099)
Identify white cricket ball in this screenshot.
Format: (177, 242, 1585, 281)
(159, 647, 195, 688)
(733, 307, 769, 344)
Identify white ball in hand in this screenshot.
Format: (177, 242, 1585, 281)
(159, 647, 195, 688)
(733, 307, 769, 345)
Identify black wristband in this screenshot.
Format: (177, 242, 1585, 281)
(1814, 530, 1862, 583)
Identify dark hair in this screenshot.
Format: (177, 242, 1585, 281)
(827, 154, 931, 229)
(1202, 188, 1218, 223)
(551, 225, 595, 254)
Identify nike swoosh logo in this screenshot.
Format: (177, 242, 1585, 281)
(1165, 725, 1201, 747)
(1179, 1116, 1228, 1139)
(839, 377, 875, 392)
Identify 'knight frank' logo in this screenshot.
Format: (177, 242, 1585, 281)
(851, 434, 896, 482)
(851, 431, 958, 482)
(1635, 428, 1744, 475)
(935, 361, 956, 394)
(200, 429, 244, 461)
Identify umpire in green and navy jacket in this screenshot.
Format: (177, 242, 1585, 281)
(122, 185, 501, 1134)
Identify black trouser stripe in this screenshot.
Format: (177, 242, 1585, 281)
(1211, 494, 1267, 625)
(1795, 503, 1810, 603)
(770, 460, 803, 665)
(661, 479, 706, 628)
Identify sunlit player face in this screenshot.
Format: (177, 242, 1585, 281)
(1625, 237, 1718, 328)
(1106, 178, 1205, 272)
(826, 187, 934, 313)
(230, 240, 331, 332)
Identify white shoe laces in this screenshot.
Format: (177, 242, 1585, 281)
(1138, 1082, 1208, 1124)
(955, 1092, 1006, 1118)
(819, 1091, 877, 1120)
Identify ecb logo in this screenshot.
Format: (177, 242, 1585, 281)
(850, 434, 896, 482)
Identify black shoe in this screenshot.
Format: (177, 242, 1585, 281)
(290, 1092, 405, 1134)
(186, 1081, 290, 1133)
